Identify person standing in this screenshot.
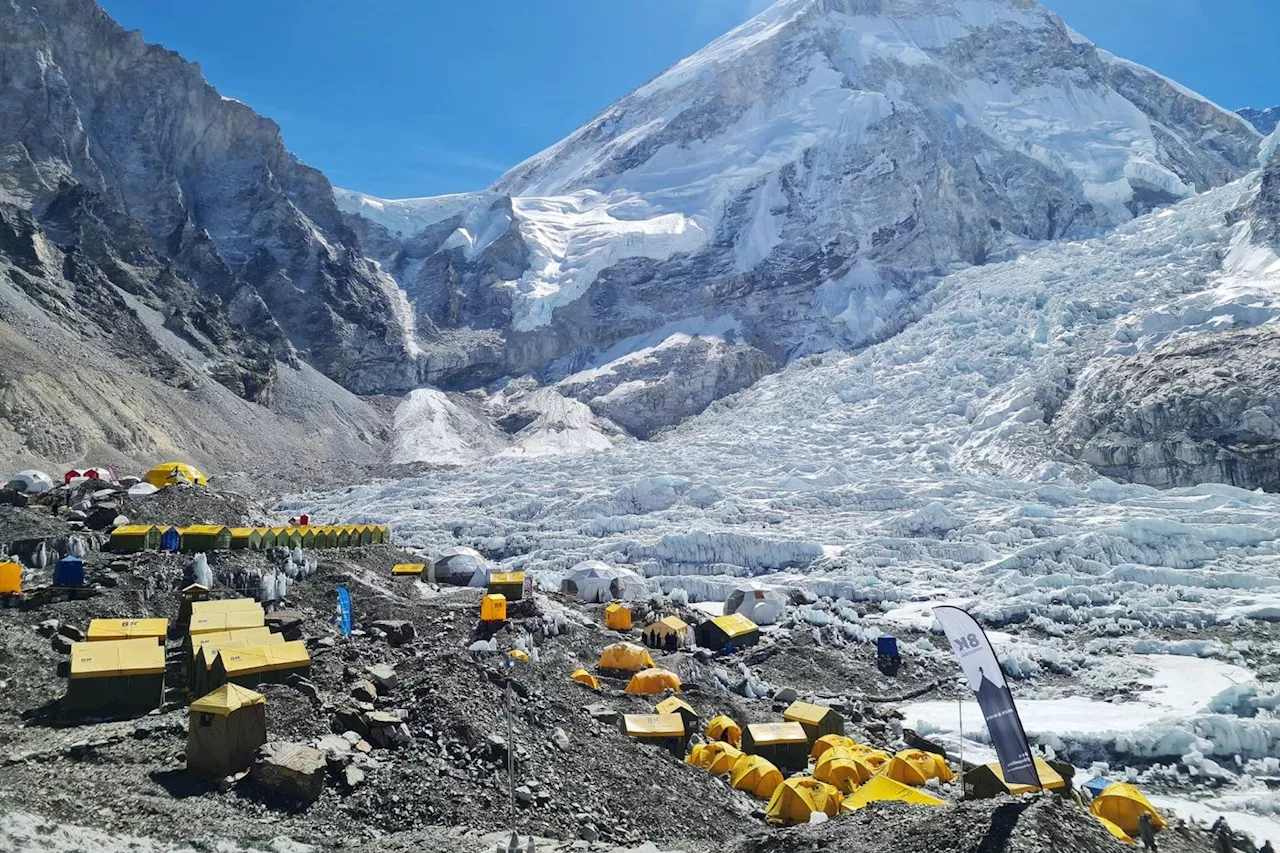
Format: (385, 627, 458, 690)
(1138, 813, 1158, 852)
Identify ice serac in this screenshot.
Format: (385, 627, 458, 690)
(0, 0, 423, 397)
(343, 0, 1259, 438)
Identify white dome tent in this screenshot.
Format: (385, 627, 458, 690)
(724, 580, 787, 625)
(7, 470, 55, 494)
(430, 546, 492, 586)
(560, 560, 646, 603)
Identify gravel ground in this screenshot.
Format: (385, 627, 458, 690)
(0, 488, 1233, 853)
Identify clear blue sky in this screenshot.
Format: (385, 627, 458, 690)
(98, 0, 1278, 200)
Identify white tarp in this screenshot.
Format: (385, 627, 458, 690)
(561, 560, 647, 603)
(724, 580, 787, 625)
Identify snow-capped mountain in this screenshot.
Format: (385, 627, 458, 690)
(1239, 106, 1280, 136)
(341, 0, 1260, 451)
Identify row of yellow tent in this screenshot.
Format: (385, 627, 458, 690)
(111, 523, 390, 553)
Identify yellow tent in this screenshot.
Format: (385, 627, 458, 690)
(187, 683, 267, 778)
(570, 668, 600, 690)
(1091, 783, 1166, 836)
(814, 749, 868, 793)
(855, 749, 892, 777)
(625, 667, 682, 695)
(730, 754, 783, 799)
(811, 733, 858, 759)
(883, 749, 954, 786)
(620, 713, 686, 754)
(508, 649, 530, 662)
(0, 561, 22, 595)
(212, 640, 311, 689)
(392, 563, 425, 576)
(967, 756, 1067, 798)
(655, 695, 698, 725)
(597, 642, 655, 672)
(87, 618, 169, 643)
(480, 594, 507, 622)
(840, 775, 946, 812)
(644, 615, 692, 648)
(1096, 815, 1134, 844)
(65, 637, 166, 714)
(189, 601, 266, 636)
(144, 461, 207, 488)
(687, 740, 743, 776)
(604, 603, 632, 631)
(766, 777, 843, 825)
(706, 714, 742, 748)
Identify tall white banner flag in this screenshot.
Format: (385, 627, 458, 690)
(934, 605, 1041, 789)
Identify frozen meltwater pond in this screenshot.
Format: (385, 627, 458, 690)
(305, 169, 1280, 841)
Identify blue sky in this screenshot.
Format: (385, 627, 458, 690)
(99, 0, 1278, 199)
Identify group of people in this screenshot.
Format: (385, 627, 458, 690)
(641, 629, 679, 654)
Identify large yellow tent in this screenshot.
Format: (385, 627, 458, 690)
(706, 714, 742, 748)
(811, 733, 858, 760)
(187, 683, 267, 778)
(620, 713, 686, 755)
(840, 775, 946, 812)
(730, 754, 783, 799)
(882, 749, 954, 786)
(1090, 783, 1166, 836)
(87, 618, 169, 644)
(766, 777, 843, 825)
(625, 668, 682, 695)
(597, 642, 655, 672)
(687, 741, 743, 776)
(392, 563, 425, 576)
(965, 756, 1066, 798)
(65, 638, 165, 714)
(144, 461, 207, 488)
(604, 603, 632, 631)
(570, 668, 600, 690)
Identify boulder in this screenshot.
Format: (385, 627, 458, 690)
(51, 634, 73, 654)
(265, 611, 306, 641)
(57, 624, 86, 642)
(350, 679, 377, 704)
(365, 663, 397, 692)
(370, 619, 415, 646)
(363, 710, 411, 749)
(36, 620, 60, 638)
(250, 742, 326, 806)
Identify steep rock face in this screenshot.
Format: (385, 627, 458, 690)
(1053, 327, 1280, 491)
(1051, 133, 1280, 489)
(342, 0, 1259, 436)
(0, 0, 422, 395)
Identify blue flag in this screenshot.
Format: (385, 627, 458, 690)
(337, 586, 352, 636)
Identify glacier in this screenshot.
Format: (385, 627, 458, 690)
(310, 135, 1280, 840)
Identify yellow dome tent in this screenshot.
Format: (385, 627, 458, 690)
(625, 667, 682, 695)
(604, 603, 632, 631)
(570, 668, 600, 690)
(840, 775, 946, 812)
(706, 714, 742, 748)
(702, 741, 744, 776)
(814, 749, 869, 793)
(883, 749, 954, 786)
(811, 733, 858, 759)
(1096, 815, 1134, 844)
(766, 777, 843, 825)
(1090, 783, 1166, 836)
(730, 754, 783, 799)
(144, 461, 207, 488)
(508, 649, 530, 662)
(856, 749, 892, 776)
(597, 642, 655, 672)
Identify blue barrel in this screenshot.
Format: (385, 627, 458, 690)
(876, 635, 900, 659)
(52, 556, 84, 586)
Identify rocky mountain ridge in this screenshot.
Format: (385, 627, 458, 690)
(1239, 106, 1280, 136)
(341, 0, 1261, 448)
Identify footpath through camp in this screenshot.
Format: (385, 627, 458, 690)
(0, 466, 1273, 853)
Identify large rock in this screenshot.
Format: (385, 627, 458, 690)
(250, 742, 326, 806)
(369, 619, 416, 647)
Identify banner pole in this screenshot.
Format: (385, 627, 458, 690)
(958, 697, 965, 799)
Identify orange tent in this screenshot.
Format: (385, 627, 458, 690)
(624, 668, 682, 695)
